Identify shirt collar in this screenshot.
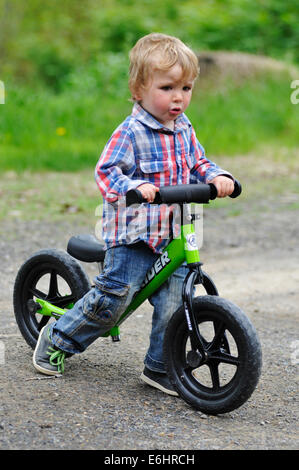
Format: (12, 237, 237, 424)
(132, 102, 191, 133)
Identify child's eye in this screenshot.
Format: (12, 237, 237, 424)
(183, 86, 192, 91)
(160, 86, 172, 91)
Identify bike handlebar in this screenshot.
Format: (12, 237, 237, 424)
(126, 180, 242, 206)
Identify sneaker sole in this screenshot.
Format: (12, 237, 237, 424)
(140, 372, 179, 397)
(33, 326, 62, 376)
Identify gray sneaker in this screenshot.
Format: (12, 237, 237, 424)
(140, 367, 179, 397)
(33, 325, 66, 375)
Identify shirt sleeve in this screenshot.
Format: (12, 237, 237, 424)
(189, 128, 232, 183)
(95, 127, 146, 203)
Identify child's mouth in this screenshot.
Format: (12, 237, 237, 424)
(169, 108, 181, 115)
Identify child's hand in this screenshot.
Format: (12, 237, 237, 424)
(208, 176, 234, 198)
(138, 183, 159, 203)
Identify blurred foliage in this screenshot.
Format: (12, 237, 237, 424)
(0, 0, 298, 91)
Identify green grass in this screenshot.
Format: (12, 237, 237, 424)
(189, 72, 299, 155)
(0, 170, 101, 223)
(0, 82, 131, 171)
(0, 68, 298, 172)
(1, 149, 298, 223)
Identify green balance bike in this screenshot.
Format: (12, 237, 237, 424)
(13, 181, 262, 415)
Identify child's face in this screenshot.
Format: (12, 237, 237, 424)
(135, 64, 194, 130)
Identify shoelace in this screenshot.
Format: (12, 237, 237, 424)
(47, 347, 66, 374)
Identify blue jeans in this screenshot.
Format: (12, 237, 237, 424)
(49, 242, 188, 373)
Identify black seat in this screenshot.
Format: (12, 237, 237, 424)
(67, 234, 105, 263)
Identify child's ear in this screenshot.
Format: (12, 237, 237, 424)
(134, 86, 142, 102)
(134, 81, 149, 102)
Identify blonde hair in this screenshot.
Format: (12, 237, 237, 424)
(129, 33, 199, 99)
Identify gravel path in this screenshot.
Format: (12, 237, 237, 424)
(0, 201, 298, 450)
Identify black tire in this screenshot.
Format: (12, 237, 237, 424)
(164, 295, 262, 415)
(13, 249, 91, 349)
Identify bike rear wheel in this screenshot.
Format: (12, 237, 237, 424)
(164, 295, 262, 415)
(13, 249, 91, 349)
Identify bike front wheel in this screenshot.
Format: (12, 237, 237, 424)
(164, 295, 262, 415)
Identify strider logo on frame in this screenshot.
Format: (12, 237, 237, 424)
(140, 251, 171, 288)
(185, 233, 198, 251)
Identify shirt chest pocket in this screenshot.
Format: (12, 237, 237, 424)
(139, 159, 171, 176)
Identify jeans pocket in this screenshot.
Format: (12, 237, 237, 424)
(95, 277, 130, 297)
(91, 277, 130, 326)
(82, 289, 108, 320)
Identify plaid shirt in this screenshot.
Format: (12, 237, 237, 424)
(95, 103, 231, 253)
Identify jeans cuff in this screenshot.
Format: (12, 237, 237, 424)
(49, 324, 82, 355)
(144, 353, 165, 373)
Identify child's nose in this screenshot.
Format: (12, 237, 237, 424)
(173, 90, 183, 102)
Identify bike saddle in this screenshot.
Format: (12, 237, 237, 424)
(67, 234, 105, 263)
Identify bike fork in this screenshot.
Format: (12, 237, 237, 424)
(182, 265, 207, 368)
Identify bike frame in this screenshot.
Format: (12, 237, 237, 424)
(35, 204, 216, 355)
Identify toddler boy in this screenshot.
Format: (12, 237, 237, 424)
(33, 33, 234, 396)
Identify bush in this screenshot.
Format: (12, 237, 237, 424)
(1, 0, 298, 91)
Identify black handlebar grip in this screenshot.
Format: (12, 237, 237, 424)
(208, 183, 218, 200)
(229, 179, 242, 199)
(126, 185, 214, 205)
(126, 180, 241, 206)
(126, 188, 145, 205)
(159, 184, 212, 204)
